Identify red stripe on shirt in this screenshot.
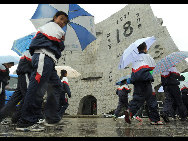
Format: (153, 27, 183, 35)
(34, 31, 61, 42)
(181, 87, 188, 91)
(117, 87, 130, 91)
(132, 65, 150, 73)
(20, 56, 32, 61)
(62, 81, 69, 86)
(35, 72, 41, 83)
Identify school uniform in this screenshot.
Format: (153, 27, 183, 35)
(0, 65, 10, 110)
(114, 84, 131, 117)
(18, 22, 65, 126)
(129, 52, 160, 122)
(58, 77, 71, 118)
(179, 81, 188, 115)
(0, 50, 33, 123)
(161, 67, 187, 119)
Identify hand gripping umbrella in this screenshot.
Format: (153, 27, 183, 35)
(118, 36, 156, 69)
(30, 4, 96, 51)
(152, 51, 188, 75)
(11, 32, 36, 56)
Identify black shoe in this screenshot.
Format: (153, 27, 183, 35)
(161, 114, 170, 122)
(179, 118, 187, 121)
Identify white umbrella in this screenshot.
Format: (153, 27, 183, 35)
(118, 36, 156, 69)
(55, 66, 81, 78)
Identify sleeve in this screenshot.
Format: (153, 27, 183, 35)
(146, 54, 156, 70)
(62, 78, 71, 97)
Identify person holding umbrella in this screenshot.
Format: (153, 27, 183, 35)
(0, 62, 14, 110)
(160, 66, 187, 122)
(127, 42, 163, 125)
(16, 11, 69, 131)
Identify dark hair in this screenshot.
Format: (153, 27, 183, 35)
(60, 69, 67, 77)
(137, 42, 147, 52)
(52, 11, 69, 22)
(121, 79, 127, 84)
(179, 75, 185, 81)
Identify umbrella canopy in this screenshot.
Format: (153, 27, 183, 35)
(116, 75, 131, 85)
(11, 32, 36, 56)
(152, 51, 188, 75)
(0, 55, 20, 65)
(118, 36, 156, 69)
(30, 4, 96, 51)
(55, 66, 81, 78)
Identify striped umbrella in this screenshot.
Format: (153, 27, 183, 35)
(30, 4, 96, 51)
(153, 51, 188, 75)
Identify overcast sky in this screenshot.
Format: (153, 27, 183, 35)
(0, 4, 187, 72)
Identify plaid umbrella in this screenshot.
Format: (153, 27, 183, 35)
(153, 51, 188, 75)
(11, 32, 36, 56)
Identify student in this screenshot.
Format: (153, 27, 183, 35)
(0, 50, 35, 124)
(113, 78, 131, 123)
(0, 62, 14, 110)
(179, 75, 188, 117)
(160, 67, 187, 122)
(58, 69, 71, 118)
(127, 42, 163, 125)
(16, 11, 69, 132)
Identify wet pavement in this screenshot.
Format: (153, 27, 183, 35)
(0, 117, 188, 137)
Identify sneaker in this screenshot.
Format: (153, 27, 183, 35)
(124, 110, 131, 124)
(161, 114, 170, 122)
(112, 115, 118, 121)
(37, 119, 45, 124)
(16, 124, 45, 132)
(44, 120, 65, 127)
(133, 116, 142, 122)
(1, 118, 10, 125)
(150, 121, 164, 125)
(179, 118, 187, 121)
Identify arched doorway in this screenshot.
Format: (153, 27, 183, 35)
(78, 95, 97, 115)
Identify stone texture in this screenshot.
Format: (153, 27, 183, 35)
(57, 4, 188, 115)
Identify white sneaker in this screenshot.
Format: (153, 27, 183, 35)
(44, 120, 65, 127)
(16, 124, 45, 132)
(37, 119, 46, 124)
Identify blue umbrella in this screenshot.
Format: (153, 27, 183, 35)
(30, 4, 96, 51)
(116, 75, 131, 85)
(0, 55, 20, 65)
(11, 32, 36, 56)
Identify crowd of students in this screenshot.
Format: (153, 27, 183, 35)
(113, 42, 188, 125)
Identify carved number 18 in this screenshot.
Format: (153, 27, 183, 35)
(117, 21, 133, 43)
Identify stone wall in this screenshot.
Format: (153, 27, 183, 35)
(57, 4, 188, 115)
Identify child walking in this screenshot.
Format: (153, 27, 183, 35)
(16, 11, 69, 132)
(113, 78, 131, 123)
(127, 42, 163, 125)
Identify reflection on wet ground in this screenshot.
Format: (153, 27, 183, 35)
(0, 118, 188, 137)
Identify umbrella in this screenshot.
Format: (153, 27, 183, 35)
(0, 55, 20, 65)
(11, 32, 36, 56)
(118, 36, 156, 69)
(152, 51, 188, 75)
(116, 75, 131, 85)
(55, 66, 81, 78)
(30, 4, 96, 51)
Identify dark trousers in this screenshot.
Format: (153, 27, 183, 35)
(182, 93, 188, 116)
(19, 53, 62, 124)
(0, 82, 6, 110)
(114, 93, 128, 117)
(57, 92, 69, 118)
(129, 82, 160, 122)
(162, 85, 187, 119)
(0, 74, 28, 122)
